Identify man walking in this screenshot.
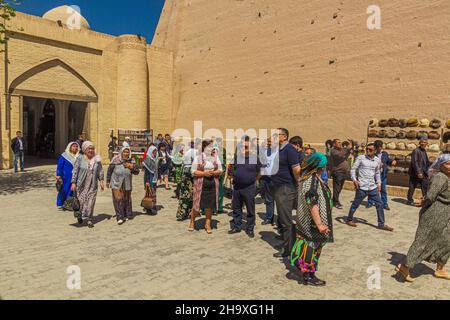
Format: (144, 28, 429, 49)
(407, 137, 431, 206)
(271, 128, 301, 258)
(260, 137, 276, 225)
(11, 131, 25, 173)
(346, 143, 394, 232)
(229, 137, 261, 238)
(367, 140, 396, 210)
(330, 139, 353, 209)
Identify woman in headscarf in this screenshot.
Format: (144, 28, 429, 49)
(107, 146, 140, 225)
(291, 152, 333, 286)
(188, 140, 223, 234)
(71, 141, 105, 228)
(142, 145, 159, 215)
(396, 154, 450, 282)
(176, 141, 197, 221)
(56, 142, 80, 209)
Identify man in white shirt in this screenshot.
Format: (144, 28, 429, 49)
(345, 143, 394, 232)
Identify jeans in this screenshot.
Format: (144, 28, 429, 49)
(14, 151, 24, 172)
(231, 184, 256, 232)
(260, 178, 274, 223)
(273, 184, 297, 253)
(347, 188, 385, 227)
(332, 171, 346, 206)
(368, 176, 388, 207)
(407, 176, 428, 203)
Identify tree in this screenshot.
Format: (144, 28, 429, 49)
(0, 0, 19, 50)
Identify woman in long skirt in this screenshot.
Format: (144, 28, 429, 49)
(56, 142, 79, 209)
(71, 141, 105, 228)
(176, 142, 196, 221)
(188, 140, 223, 234)
(396, 154, 450, 282)
(142, 145, 159, 215)
(170, 144, 184, 198)
(291, 153, 333, 286)
(107, 146, 140, 225)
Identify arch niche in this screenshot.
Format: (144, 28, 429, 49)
(7, 58, 99, 156)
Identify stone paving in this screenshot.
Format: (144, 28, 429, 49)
(0, 164, 448, 300)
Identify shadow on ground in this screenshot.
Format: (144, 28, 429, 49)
(387, 251, 435, 282)
(335, 216, 378, 229)
(0, 169, 54, 196)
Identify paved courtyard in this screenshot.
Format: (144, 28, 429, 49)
(0, 163, 448, 300)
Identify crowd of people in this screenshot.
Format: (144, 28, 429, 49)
(42, 128, 450, 286)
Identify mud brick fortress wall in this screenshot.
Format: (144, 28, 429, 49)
(152, 0, 450, 143)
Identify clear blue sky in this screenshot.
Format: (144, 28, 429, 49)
(13, 0, 166, 43)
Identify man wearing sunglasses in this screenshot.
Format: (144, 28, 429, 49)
(346, 143, 394, 232)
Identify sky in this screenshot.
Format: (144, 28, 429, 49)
(12, 0, 166, 43)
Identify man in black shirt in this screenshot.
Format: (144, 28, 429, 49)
(229, 137, 261, 238)
(407, 137, 431, 205)
(11, 131, 25, 173)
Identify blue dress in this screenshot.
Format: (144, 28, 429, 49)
(56, 155, 75, 207)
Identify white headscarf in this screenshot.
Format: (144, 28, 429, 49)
(82, 140, 101, 168)
(146, 145, 158, 160)
(62, 142, 80, 165)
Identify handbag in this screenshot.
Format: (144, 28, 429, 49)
(141, 185, 155, 210)
(56, 180, 63, 192)
(223, 172, 233, 200)
(63, 191, 80, 212)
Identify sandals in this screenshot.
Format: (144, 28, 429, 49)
(395, 264, 414, 282)
(205, 228, 213, 235)
(434, 270, 450, 280)
(188, 223, 195, 232)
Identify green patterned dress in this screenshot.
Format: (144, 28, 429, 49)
(405, 172, 450, 267)
(291, 174, 334, 273)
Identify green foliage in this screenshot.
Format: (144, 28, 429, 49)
(0, 0, 19, 47)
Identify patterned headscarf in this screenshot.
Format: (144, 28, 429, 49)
(81, 141, 101, 168)
(81, 141, 95, 153)
(111, 146, 131, 165)
(300, 152, 328, 182)
(428, 154, 450, 177)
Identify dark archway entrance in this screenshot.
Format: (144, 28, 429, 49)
(23, 97, 88, 159)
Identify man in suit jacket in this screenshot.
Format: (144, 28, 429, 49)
(11, 131, 25, 173)
(407, 137, 431, 205)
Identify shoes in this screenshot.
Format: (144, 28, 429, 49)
(366, 203, 374, 209)
(379, 225, 394, 232)
(228, 229, 241, 235)
(246, 231, 255, 238)
(273, 251, 289, 258)
(261, 221, 272, 226)
(87, 221, 94, 228)
(77, 217, 83, 225)
(395, 264, 415, 282)
(301, 273, 326, 286)
(434, 270, 450, 280)
(118, 219, 124, 225)
(334, 204, 343, 210)
(406, 201, 415, 206)
(384, 205, 391, 211)
(346, 220, 357, 228)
